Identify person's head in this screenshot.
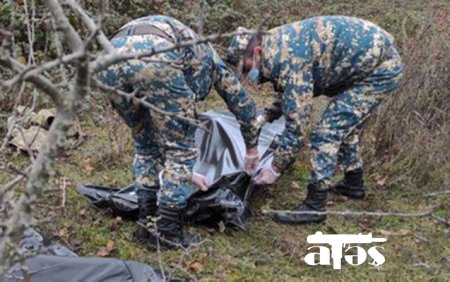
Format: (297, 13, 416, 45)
(226, 27, 263, 84)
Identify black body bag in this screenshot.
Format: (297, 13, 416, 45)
(77, 110, 284, 229)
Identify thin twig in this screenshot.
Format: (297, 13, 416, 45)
(0, 167, 30, 203)
(0, 0, 89, 274)
(427, 190, 450, 197)
(0, 83, 31, 154)
(46, 0, 83, 51)
(7, 164, 29, 178)
(65, 0, 113, 51)
(0, 57, 63, 107)
(3, 51, 85, 88)
(413, 233, 429, 243)
(262, 209, 433, 217)
(430, 213, 450, 227)
(93, 80, 211, 132)
(0, 29, 13, 37)
(61, 177, 67, 208)
(16, 126, 37, 162)
(91, 30, 263, 73)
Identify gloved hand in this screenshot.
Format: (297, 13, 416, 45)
(192, 172, 210, 191)
(256, 114, 266, 127)
(244, 147, 259, 175)
(253, 166, 280, 185)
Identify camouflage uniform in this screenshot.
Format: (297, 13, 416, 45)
(98, 15, 259, 209)
(228, 16, 403, 189)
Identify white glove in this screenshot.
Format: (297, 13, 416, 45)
(192, 172, 210, 191)
(244, 152, 259, 175)
(256, 114, 266, 127)
(253, 166, 280, 185)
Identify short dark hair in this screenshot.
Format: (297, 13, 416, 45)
(243, 33, 262, 59)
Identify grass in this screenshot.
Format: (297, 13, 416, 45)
(1, 0, 449, 280)
(2, 89, 444, 281)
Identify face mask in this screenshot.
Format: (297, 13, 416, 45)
(247, 53, 260, 84)
(247, 67, 260, 84)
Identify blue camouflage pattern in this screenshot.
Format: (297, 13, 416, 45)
(229, 16, 403, 188)
(97, 15, 259, 208)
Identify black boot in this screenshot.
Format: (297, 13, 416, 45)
(145, 205, 198, 250)
(135, 184, 159, 240)
(273, 183, 327, 224)
(330, 168, 365, 199)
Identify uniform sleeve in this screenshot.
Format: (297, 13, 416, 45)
(211, 49, 260, 149)
(272, 65, 314, 171)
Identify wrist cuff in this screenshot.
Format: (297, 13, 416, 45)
(269, 166, 281, 177)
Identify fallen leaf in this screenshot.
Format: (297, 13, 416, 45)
(84, 165, 95, 173)
(96, 248, 110, 257)
(56, 227, 70, 240)
(376, 176, 388, 186)
(110, 216, 123, 231)
(200, 252, 209, 260)
(96, 240, 116, 257)
(188, 261, 204, 273)
(17, 56, 26, 65)
(106, 240, 116, 251)
(378, 229, 409, 236)
(290, 181, 300, 190)
(358, 218, 372, 231)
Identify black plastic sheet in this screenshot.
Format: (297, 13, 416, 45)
(77, 110, 285, 228)
(4, 229, 164, 282)
(3, 111, 285, 282)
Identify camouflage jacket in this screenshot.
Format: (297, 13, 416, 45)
(260, 16, 397, 170)
(119, 15, 260, 149)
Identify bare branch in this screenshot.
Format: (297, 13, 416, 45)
(23, 0, 36, 64)
(46, 0, 83, 52)
(3, 51, 85, 88)
(0, 1, 90, 272)
(0, 29, 13, 37)
(0, 57, 63, 107)
(16, 126, 37, 162)
(65, 0, 113, 51)
(0, 175, 26, 196)
(431, 213, 450, 226)
(427, 190, 450, 197)
(93, 79, 210, 132)
(91, 30, 262, 73)
(262, 209, 434, 217)
(195, 0, 206, 36)
(0, 168, 30, 204)
(0, 60, 89, 274)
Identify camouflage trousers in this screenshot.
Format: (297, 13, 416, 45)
(98, 34, 199, 209)
(310, 47, 403, 189)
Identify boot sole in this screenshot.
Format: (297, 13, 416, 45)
(329, 188, 366, 200)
